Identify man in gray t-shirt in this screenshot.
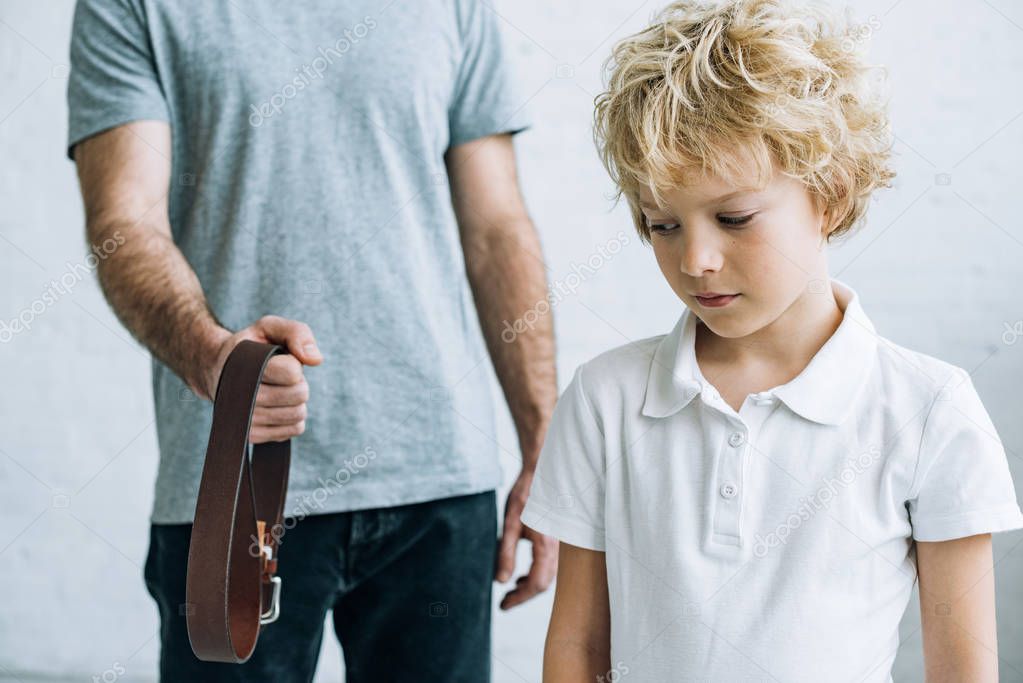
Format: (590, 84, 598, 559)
(67, 0, 558, 679)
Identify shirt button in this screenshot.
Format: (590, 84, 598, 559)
(728, 431, 746, 447)
(752, 392, 775, 406)
(720, 483, 738, 498)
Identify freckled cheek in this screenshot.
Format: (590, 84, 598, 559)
(723, 238, 793, 297)
(721, 238, 765, 274)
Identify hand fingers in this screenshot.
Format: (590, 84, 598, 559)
(524, 525, 559, 584)
(253, 315, 323, 365)
(238, 318, 316, 444)
(249, 376, 309, 444)
(254, 378, 309, 408)
(260, 353, 304, 385)
(251, 402, 307, 427)
(499, 566, 552, 610)
(495, 514, 520, 583)
(499, 528, 559, 610)
(248, 421, 305, 444)
(499, 573, 545, 610)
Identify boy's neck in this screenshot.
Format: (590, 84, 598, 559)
(695, 282, 844, 379)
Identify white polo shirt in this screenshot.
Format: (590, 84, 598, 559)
(521, 279, 1023, 682)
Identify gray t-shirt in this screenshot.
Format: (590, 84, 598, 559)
(67, 0, 531, 524)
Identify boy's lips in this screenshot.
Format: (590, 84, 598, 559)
(693, 293, 740, 308)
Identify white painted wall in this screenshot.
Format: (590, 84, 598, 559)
(1, 0, 1021, 680)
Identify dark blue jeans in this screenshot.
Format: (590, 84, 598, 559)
(143, 489, 498, 682)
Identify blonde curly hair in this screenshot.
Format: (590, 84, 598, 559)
(593, 0, 896, 244)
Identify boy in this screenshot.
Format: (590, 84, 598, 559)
(520, 0, 1023, 680)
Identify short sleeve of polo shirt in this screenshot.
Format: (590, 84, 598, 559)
(520, 365, 607, 551)
(907, 370, 1023, 542)
(66, 0, 170, 159)
(447, 0, 532, 148)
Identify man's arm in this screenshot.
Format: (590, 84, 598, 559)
(543, 542, 612, 681)
(445, 132, 558, 608)
(73, 121, 229, 397)
(917, 533, 999, 681)
(72, 120, 321, 442)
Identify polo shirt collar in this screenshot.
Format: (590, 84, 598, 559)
(641, 279, 877, 426)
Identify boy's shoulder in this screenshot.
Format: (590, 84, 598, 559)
(572, 332, 668, 405)
(869, 332, 979, 413)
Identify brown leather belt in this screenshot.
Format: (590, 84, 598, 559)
(185, 340, 291, 663)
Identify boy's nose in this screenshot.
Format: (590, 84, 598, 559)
(680, 232, 724, 276)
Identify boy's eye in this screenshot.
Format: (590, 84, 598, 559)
(647, 214, 755, 234)
(648, 223, 679, 234)
(718, 213, 755, 226)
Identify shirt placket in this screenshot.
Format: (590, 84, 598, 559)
(705, 388, 779, 546)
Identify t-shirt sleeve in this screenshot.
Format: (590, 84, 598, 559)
(907, 369, 1023, 542)
(446, 0, 532, 148)
(66, 0, 170, 160)
(520, 364, 606, 551)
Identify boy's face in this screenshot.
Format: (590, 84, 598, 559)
(639, 163, 831, 340)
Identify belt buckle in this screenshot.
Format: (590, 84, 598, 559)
(256, 520, 282, 625)
(260, 575, 282, 625)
